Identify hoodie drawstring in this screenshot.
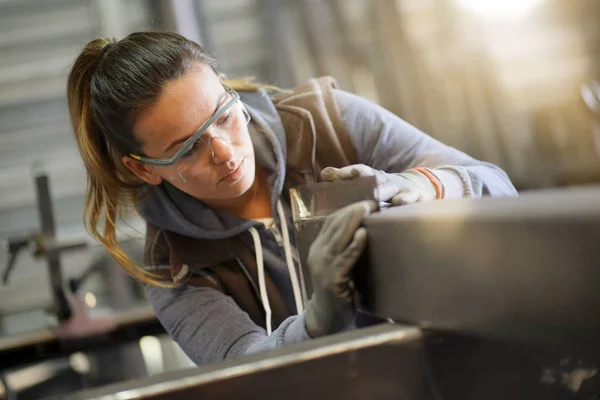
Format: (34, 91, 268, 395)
(248, 201, 306, 335)
(249, 227, 272, 335)
(277, 200, 305, 314)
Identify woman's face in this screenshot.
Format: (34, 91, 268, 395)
(128, 65, 256, 202)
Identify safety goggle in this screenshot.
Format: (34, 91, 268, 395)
(129, 84, 240, 167)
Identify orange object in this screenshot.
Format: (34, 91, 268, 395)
(411, 167, 444, 200)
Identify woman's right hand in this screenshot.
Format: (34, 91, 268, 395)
(303, 200, 377, 337)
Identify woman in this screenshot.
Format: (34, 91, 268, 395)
(67, 31, 517, 365)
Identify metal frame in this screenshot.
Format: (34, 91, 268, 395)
(33, 169, 73, 322)
(58, 325, 434, 400)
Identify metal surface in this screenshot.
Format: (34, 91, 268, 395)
(356, 186, 600, 343)
(56, 325, 437, 400)
(424, 331, 600, 400)
(353, 186, 600, 399)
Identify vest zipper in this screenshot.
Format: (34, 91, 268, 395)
(270, 224, 284, 247)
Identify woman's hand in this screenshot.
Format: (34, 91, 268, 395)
(321, 164, 443, 205)
(304, 200, 376, 337)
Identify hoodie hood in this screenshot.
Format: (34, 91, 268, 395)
(138, 89, 288, 240)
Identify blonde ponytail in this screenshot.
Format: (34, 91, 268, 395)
(67, 39, 171, 286)
(223, 76, 281, 93)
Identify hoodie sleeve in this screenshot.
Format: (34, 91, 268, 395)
(145, 282, 310, 365)
(333, 89, 518, 198)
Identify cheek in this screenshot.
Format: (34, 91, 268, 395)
(180, 164, 215, 183)
(147, 165, 175, 183)
(168, 169, 216, 198)
(242, 155, 256, 177)
(240, 129, 255, 157)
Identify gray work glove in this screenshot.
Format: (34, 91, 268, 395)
(304, 200, 377, 338)
(321, 164, 441, 206)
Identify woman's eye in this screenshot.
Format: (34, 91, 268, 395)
(216, 112, 232, 126)
(181, 142, 198, 159)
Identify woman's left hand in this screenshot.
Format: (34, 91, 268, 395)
(321, 164, 443, 205)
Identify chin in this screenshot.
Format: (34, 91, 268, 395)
(234, 174, 255, 197)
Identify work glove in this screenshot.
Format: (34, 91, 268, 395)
(321, 164, 442, 206)
(304, 200, 377, 337)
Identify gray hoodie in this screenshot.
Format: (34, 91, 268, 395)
(141, 87, 518, 365)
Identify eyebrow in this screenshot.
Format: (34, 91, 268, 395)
(162, 90, 228, 154)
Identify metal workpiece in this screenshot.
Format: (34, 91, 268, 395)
(353, 186, 600, 399)
(356, 186, 600, 343)
(56, 325, 436, 400)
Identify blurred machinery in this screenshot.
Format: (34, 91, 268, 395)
(0, 169, 170, 399)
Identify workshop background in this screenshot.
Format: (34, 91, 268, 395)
(0, 0, 599, 398)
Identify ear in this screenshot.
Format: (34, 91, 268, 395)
(122, 156, 163, 185)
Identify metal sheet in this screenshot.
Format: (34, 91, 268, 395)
(424, 331, 600, 399)
(354, 187, 600, 399)
(55, 325, 437, 400)
(356, 186, 600, 344)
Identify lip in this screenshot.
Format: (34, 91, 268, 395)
(219, 158, 245, 184)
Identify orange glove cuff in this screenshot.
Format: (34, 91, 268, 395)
(410, 167, 444, 200)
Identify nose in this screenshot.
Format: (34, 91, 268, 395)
(210, 136, 235, 164)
